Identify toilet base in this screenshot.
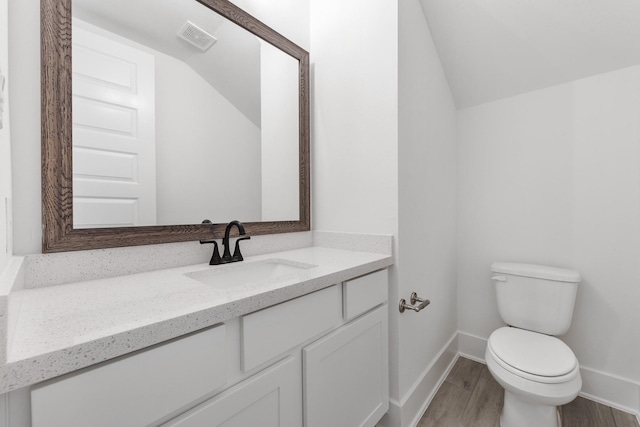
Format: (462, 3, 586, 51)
(501, 390, 561, 427)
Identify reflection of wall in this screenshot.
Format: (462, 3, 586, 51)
(155, 55, 262, 224)
(71, 20, 262, 226)
(457, 65, 640, 391)
(0, 0, 12, 273)
(260, 42, 299, 221)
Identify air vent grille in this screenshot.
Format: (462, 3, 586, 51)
(178, 21, 217, 51)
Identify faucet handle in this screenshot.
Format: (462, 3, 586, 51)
(209, 242, 222, 265)
(232, 236, 251, 262)
(199, 220, 223, 264)
(200, 219, 215, 245)
(200, 239, 223, 265)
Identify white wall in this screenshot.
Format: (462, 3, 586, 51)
(309, 0, 398, 236)
(260, 42, 299, 222)
(0, 0, 11, 273)
(155, 53, 262, 224)
(8, 0, 40, 255)
(458, 66, 640, 385)
(395, 0, 458, 423)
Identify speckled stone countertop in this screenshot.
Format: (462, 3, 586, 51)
(0, 245, 392, 394)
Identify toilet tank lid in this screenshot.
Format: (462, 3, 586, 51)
(491, 262, 581, 283)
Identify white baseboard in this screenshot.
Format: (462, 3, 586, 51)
(455, 330, 640, 419)
(403, 334, 459, 427)
(378, 332, 458, 427)
(579, 365, 640, 417)
(457, 330, 487, 363)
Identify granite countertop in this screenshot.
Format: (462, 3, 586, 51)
(0, 245, 392, 394)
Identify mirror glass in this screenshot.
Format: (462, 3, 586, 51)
(41, 0, 309, 253)
(71, 0, 300, 228)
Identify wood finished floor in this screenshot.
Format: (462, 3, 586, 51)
(418, 357, 639, 427)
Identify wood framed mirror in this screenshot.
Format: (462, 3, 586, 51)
(41, 0, 310, 253)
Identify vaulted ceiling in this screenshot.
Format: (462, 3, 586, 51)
(419, 0, 640, 109)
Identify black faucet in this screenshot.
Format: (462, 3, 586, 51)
(221, 220, 251, 263)
(199, 219, 223, 265)
(199, 219, 251, 265)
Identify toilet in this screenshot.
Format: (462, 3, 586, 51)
(485, 262, 582, 427)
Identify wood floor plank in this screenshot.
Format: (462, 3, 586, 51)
(611, 408, 640, 427)
(562, 396, 617, 427)
(458, 365, 503, 427)
(479, 364, 497, 382)
(446, 357, 485, 391)
(418, 381, 471, 427)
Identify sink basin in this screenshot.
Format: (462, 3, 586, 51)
(185, 259, 317, 289)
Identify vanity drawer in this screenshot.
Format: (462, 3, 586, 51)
(241, 285, 342, 372)
(343, 269, 388, 321)
(31, 325, 227, 427)
(163, 356, 299, 427)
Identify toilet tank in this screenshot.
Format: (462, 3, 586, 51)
(491, 262, 581, 336)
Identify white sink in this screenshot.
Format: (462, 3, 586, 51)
(185, 259, 317, 289)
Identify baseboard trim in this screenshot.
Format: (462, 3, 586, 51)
(578, 390, 640, 421)
(404, 336, 459, 427)
(578, 365, 640, 417)
(378, 332, 458, 427)
(455, 330, 640, 417)
(457, 330, 487, 362)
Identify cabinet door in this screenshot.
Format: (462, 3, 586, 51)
(164, 356, 300, 427)
(303, 305, 389, 427)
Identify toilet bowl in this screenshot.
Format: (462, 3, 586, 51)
(486, 327, 582, 427)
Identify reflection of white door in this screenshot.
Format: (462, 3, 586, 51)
(72, 23, 156, 228)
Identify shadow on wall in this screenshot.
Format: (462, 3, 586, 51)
(564, 276, 618, 370)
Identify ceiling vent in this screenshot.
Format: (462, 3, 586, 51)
(178, 21, 217, 52)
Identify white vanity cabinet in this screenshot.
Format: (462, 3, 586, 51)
(25, 269, 389, 427)
(303, 305, 389, 427)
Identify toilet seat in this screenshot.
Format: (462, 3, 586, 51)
(488, 327, 579, 384)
